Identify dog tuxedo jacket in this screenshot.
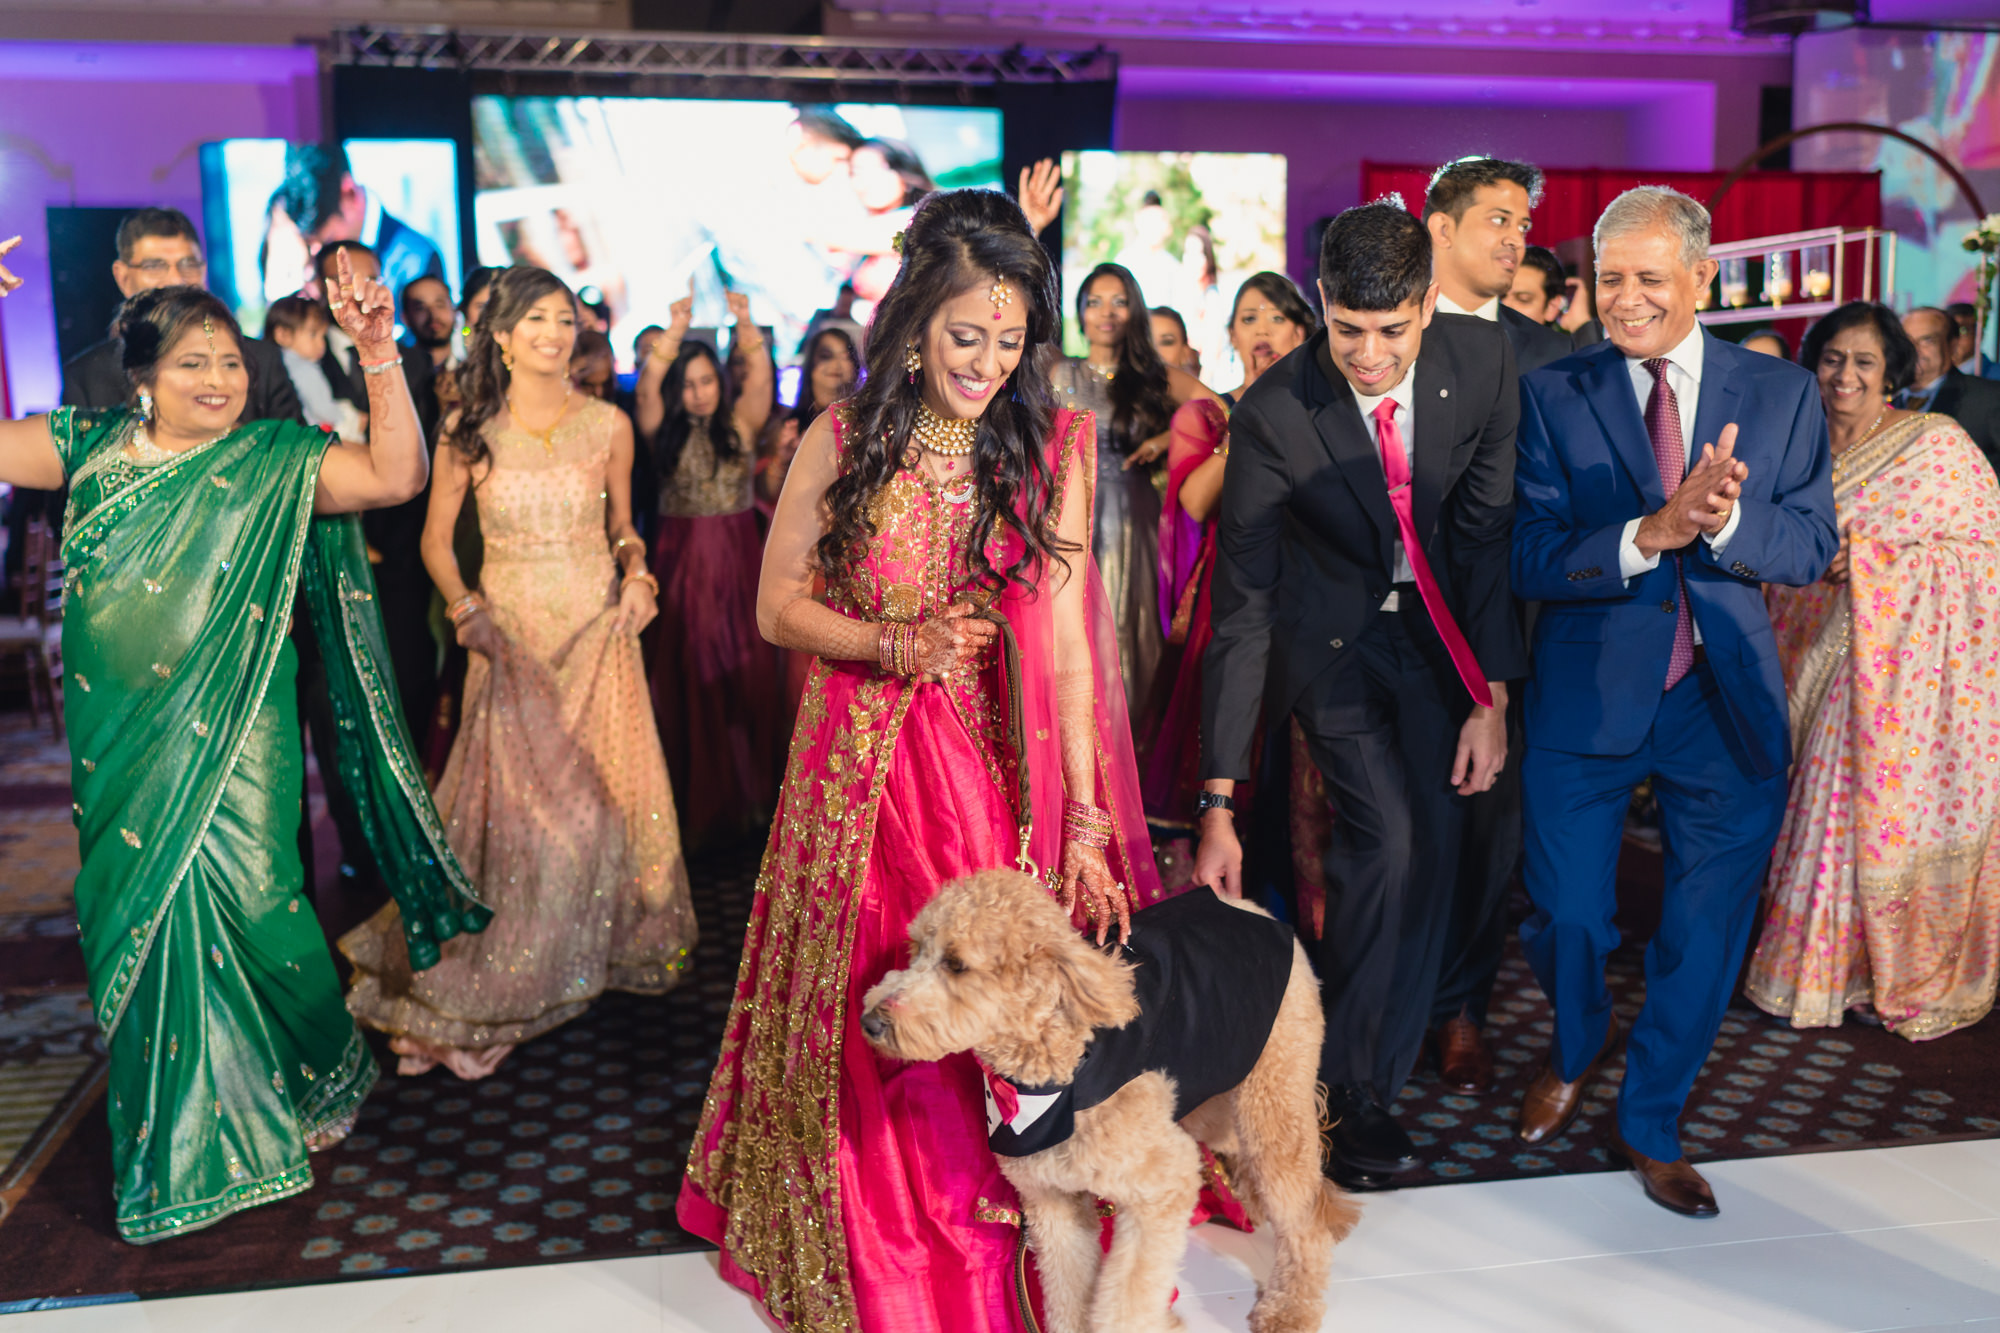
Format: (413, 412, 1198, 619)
(982, 886, 1296, 1157)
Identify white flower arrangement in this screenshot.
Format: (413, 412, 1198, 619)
(1965, 213, 2000, 253)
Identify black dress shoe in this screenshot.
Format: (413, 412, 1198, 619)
(1326, 1082, 1420, 1175)
(1326, 1157, 1403, 1192)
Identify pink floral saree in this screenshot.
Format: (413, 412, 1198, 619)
(677, 405, 1162, 1331)
(1747, 414, 2000, 1040)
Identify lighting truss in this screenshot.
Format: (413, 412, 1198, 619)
(326, 25, 1117, 85)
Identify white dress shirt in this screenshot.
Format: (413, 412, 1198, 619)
(1352, 366, 1419, 608)
(1434, 292, 1501, 322)
(1616, 323, 1741, 642)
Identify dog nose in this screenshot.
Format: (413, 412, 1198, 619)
(861, 1008, 889, 1041)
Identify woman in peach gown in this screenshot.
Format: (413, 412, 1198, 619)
(343, 266, 697, 1078)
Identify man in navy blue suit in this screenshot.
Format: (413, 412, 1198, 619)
(1510, 187, 1837, 1217)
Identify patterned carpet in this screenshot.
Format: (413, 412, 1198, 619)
(0, 836, 756, 1303)
(1, 700, 1998, 1303)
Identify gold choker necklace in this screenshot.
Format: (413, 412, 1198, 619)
(912, 403, 978, 457)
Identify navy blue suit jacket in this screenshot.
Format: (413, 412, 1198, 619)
(1511, 331, 1837, 779)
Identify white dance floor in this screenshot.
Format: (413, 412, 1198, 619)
(13, 1139, 2000, 1331)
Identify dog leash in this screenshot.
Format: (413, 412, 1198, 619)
(964, 598, 1045, 886)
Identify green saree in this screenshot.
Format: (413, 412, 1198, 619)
(54, 407, 489, 1243)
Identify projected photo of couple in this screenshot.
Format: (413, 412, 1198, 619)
(469, 97, 1003, 366)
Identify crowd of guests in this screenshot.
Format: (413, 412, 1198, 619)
(2, 150, 2000, 1306)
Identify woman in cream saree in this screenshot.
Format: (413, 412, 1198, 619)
(0, 262, 484, 1242)
(1748, 303, 2000, 1040)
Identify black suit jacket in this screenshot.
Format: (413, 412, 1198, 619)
(1498, 303, 1572, 374)
(1200, 315, 1528, 779)
(1929, 369, 2000, 470)
(61, 333, 303, 424)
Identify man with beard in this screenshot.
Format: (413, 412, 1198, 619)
(1417, 157, 1569, 1098)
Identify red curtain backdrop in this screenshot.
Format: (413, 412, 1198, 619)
(1360, 164, 1883, 247)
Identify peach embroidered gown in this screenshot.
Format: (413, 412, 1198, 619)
(343, 396, 697, 1072)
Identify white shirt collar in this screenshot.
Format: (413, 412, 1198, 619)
(1351, 363, 1416, 418)
(360, 187, 383, 251)
(1627, 321, 1705, 384)
(1435, 292, 1500, 322)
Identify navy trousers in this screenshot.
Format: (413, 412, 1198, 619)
(1518, 662, 1787, 1164)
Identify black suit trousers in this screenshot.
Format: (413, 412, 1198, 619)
(1294, 610, 1469, 1094)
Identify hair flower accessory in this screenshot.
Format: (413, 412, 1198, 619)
(891, 231, 907, 255)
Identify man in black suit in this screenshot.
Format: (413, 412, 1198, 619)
(1902, 306, 2000, 467)
(1193, 202, 1526, 1186)
(60, 208, 301, 422)
(1419, 157, 1570, 1095)
(1424, 158, 1573, 376)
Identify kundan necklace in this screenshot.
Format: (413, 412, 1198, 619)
(912, 402, 978, 458)
(509, 386, 571, 457)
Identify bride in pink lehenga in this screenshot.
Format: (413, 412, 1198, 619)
(676, 190, 1164, 1331)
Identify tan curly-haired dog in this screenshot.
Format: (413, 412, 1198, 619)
(861, 869, 1359, 1333)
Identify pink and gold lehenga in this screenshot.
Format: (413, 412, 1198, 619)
(1747, 414, 2000, 1039)
(677, 404, 1162, 1331)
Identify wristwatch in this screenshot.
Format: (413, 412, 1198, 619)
(1195, 791, 1236, 818)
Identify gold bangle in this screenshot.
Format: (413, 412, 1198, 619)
(621, 570, 659, 597)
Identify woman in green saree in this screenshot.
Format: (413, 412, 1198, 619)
(0, 253, 488, 1243)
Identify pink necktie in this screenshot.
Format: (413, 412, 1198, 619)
(1642, 359, 1697, 692)
(1372, 399, 1493, 709)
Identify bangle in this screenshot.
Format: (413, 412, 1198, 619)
(447, 591, 486, 626)
(1062, 798, 1116, 850)
(877, 621, 918, 678)
(621, 569, 659, 596)
(359, 356, 402, 375)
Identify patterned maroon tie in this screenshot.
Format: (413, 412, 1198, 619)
(1643, 358, 1697, 691)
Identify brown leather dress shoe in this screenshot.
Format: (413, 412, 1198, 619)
(1610, 1132, 1719, 1217)
(1433, 1011, 1494, 1094)
(1516, 1017, 1620, 1145)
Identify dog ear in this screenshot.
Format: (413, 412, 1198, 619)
(1046, 935, 1140, 1033)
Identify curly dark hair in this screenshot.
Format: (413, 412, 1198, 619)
(1801, 301, 1918, 396)
(1077, 262, 1175, 457)
(445, 264, 577, 468)
(815, 187, 1070, 598)
(654, 341, 742, 482)
(116, 284, 255, 409)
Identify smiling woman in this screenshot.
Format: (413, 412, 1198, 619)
(0, 258, 484, 1244)
(678, 187, 1163, 1333)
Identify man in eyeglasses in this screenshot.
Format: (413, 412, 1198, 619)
(59, 207, 301, 422)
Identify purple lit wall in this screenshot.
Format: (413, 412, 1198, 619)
(1109, 48, 1778, 282)
(0, 42, 319, 413)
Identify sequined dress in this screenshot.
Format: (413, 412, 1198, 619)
(677, 404, 1163, 1333)
(1054, 359, 1163, 716)
(649, 419, 781, 847)
(343, 396, 696, 1057)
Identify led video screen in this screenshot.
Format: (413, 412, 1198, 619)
(471, 96, 1004, 369)
(1796, 27, 2000, 357)
(1059, 151, 1289, 392)
(200, 138, 462, 335)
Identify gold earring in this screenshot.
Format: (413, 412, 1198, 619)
(905, 344, 921, 385)
(502, 349, 515, 371)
